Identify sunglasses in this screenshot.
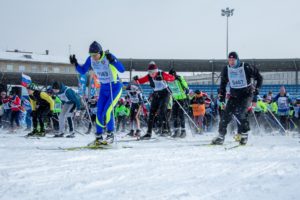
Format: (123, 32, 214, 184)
(90, 53, 100, 56)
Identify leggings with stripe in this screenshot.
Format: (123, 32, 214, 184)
(96, 82, 122, 135)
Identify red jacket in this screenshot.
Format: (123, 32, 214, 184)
(4, 96, 22, 111)
(136, 71, 175, 84)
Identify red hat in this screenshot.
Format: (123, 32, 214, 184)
(148, 61, 158, 71)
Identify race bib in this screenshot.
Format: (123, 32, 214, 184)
(228, 64, 248, 89)
(91, 57, 113, 84)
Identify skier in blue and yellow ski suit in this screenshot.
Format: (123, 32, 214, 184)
(70, 41, 125, 144)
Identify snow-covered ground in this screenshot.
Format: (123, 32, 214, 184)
(0, 130, 300, 200)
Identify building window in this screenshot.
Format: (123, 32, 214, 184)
(31, 65, 37, 72)
(7, 64, 13, 72)
(53, 67, 60, 73)
(42, 66, 48, 73)
(64, 66, 70, 73)
(19, 65, 25, 72)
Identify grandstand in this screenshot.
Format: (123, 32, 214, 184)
(1, 51, 299, 98)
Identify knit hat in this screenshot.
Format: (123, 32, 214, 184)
(228, 52, 239, 59)
(148, 61, 158, 71)
(89, 41, 103, 54)
(52, 81, 61, 90)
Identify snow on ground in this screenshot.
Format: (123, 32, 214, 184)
(0, 130, 300, 200)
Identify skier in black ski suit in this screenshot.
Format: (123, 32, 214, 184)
(133, 61, 175, 140)
(212, 52, 263, 145)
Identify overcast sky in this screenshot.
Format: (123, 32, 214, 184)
(0, 0, 299, 60)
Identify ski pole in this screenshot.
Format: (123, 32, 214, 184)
(164, 84, 200, 133)
(109, 80, 118, 144)
(289, 118, 297, 129)
(251, 110, 261, 129)
(267, 108, 287, 134)
(133, 80, 151, 106)
(232, 114, 241, 125)
(81, 97, 93, 129)
(262, 113, 276, 132)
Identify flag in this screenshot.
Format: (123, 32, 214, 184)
(78, 74, 87, 96)
(21, 73, 32, 87)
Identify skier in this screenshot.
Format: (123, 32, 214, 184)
(115, 98, 130, 132)
(133, 61, 175, 139)
(52, 81, 81, 138)
(126, 84, 143, 137)
(21, 96, 32, 131)
(46, 87, 62, 133)
(85, 96, 98, 134)
(70, 41, 125, 145)
(212, 52, 263, 145)
(168, 69, 189, 138)
(3, 90, 22, 131)
(26, 83, 54, 136)
(190, 90, 206, 134)
(273, 86, 292, 131)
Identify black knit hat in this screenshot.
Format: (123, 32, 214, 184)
(228, 52, 239, 59)
(169, 68, 176, 76)
(89, 41, 103, 54)
(52, 81, 61, 90)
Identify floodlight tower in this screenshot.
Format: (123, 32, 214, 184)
(221, 7, 234, 58)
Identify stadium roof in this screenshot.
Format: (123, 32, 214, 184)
(120, 58, 300, 72)
(0, 51, 299, 72)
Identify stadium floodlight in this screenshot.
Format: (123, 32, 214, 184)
(221, 7, 234, 58)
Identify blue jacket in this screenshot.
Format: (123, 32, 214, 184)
(57, 83, 81, 110)
(76, 52, 125, 89)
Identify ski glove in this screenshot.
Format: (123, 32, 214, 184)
(105, 50, 115, 63)
(69, 55, 78, 66)
(133, 76, 139, 81)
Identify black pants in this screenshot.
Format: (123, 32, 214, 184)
(116, 115, 126, 131)
(219, 96, 252, 136)
(147, 89, 170, 133)
(10, 110, 20, 128)
(172, 99, 185, 130)
(88, 114, 96, 131)
(52, 113, 59, 131)
(32, 106, 50, 131)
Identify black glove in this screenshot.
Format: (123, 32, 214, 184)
(253, 88, 259, 96)
(69, 54, 78, 66)
(133, 76, 139, 81)
(105, 50, 115, 63)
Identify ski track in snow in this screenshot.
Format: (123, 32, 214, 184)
(0, 130, 300, 200)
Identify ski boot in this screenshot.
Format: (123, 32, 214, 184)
(179, 129, 186, 138)
(37, 129, 46, 137)
(172, 129, 180, 138)
(53, 132, 64, 138)
(106, 132, 114, 144)
(66, 132, 75, 138)
(134, 129, 141, 138)
(26, 129, 39, 137)
(88, 135, 106, 146)
(239, 134, 248, 145)
(128, 129, 135, 137)
(211, 134, 225, 145)
(140, 131, 152, 140)
(24, 127, 31, 132)
(233, 133, 242, 142)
